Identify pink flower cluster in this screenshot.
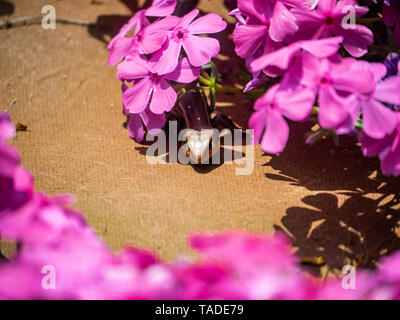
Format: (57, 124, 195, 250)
(2, 112, 400, 300)
(232, 0, 400, 176)
(107, 0, 226, 142)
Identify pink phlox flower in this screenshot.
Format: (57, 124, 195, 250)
(118, 54, 200, 115)
(187, 231, 315, 299)
(107, 12, 180, 66)
(0, 112, 15, 144)
(0, 112, 33, 208)
(122, 83, 166, 143)
(0, 193, 86, 245)
(231, 0, 304, 60)
(359, 112, 400, 177)
(350, 61, 400, 139)
(295, 55, 375, 130)
(291, 0, 373, 57)
(149, 9, 227, 74)
(249, 36, 343, 76)
(248, 81, 315, 154)
(251, 40, 375, 131)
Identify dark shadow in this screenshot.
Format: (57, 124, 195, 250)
(0, 0, 14, 16)
(267, 122, 400, 275)
(276, 192, 400, 274)
(88, 0, 202, 45)
(88, 0, 152, 45)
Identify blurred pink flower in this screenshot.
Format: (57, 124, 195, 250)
(0, 112, 33, 211)
(0, 112, 15, 144)
(184, 231, 316, 299)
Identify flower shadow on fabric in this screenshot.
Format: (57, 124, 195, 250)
(88, 0, 204, 45)
(267, 122, 400, 276)
(87, 0, 152, 45)
(0, 0, 14, 16)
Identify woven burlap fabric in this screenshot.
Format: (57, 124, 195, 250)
(1, 0, 400, 273)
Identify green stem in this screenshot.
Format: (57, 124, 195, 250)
(198, 76, 211, 86)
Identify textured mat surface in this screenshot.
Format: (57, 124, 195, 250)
(1, 0, 400, 273)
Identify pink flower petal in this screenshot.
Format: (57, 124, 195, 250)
(239, 0, 272, 24)
(107, 37, 134, 66)
(0, 112, 15, 144)
(0, 146, 20, 178)
(123, 78, 154, 114)
(318, 85, 351, 129)
(248, 109, 266, 144)
(149, 39, 182, 75)
(178, 9, 199, 28)
(253, 84, 280, 111)
(336, 24, 373, 58)
(182, 35, 220, 67)
(127, 114, 145, 142)
(163, 58, 200, 83)
(291, 6, 325, 38)
(250, 37, 342, 73)
(141, 109, 166, 132)
(331, 61, 375, 94)
(140, 16, 180, 54)
(317, 0, 337, 14)
(359, 131, 392, 157)
(375, 76, 400, 106)
(380, 143, 400, 177)
(260, 109, 289, 154)
(149, 79, 177, 114)
(249, 43, 301, 73)
(276, 85, 315, 121)
(269, 2, 299, 42)
(232, 24, 268, 59)
(145, 0, 177, 17)
(187, 13, 227, 35)
(362, 99, 397, 140)
(117, 54, 150, 81)
(369, 62, 388, 83)
(299, 36, 343, 58)
(107, 10, 148, 50)
(282, 0, 319, 10)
